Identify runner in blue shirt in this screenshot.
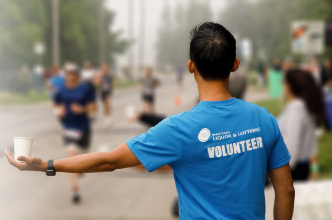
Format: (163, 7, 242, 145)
(47, 65, 64, 97)
(5, 22, 294, 220)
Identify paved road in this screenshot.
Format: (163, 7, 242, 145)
(0, 73, 272, 220)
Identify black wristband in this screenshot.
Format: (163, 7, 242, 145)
(46, 159, 56, 176)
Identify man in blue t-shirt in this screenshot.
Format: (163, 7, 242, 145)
(6, 23, 294, 220)
(48, 65, 64, 97)
(53, 63, 97, 203)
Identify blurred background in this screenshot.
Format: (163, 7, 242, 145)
(0, 0, 332, 219)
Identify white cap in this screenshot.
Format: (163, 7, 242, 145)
(64, 63, 79, 74)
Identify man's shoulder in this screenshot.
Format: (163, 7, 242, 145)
(167, 107, 202, 126)
(238, 99, 271, 115)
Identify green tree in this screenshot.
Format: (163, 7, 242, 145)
(0, 0, 47, 69)
(0, 0, 127, 70)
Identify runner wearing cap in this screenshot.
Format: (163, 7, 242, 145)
(5, 23, 294, 219)
(51, 63, 97, 203)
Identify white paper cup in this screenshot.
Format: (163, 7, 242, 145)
(13, 137, 34, 162)
(126, 105, 136, 118)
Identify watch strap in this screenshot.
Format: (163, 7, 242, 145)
(46, 159, 56, 176)
(47, 159, 54, 171)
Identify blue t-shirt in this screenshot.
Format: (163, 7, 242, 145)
(53, 82, 96, 131)
(50, 75, 64, 93)
(127, 98, 291, 220)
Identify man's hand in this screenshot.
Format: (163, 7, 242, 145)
(71, 103, 86, 114)
(5, 150, 47, 172)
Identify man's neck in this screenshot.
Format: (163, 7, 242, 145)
(196, 73, 233, 102)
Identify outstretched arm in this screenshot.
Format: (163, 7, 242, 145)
(5, 142, 141, 173)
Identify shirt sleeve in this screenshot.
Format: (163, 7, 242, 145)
(126, 117, 182, 172)
(268, 114, 291, 170)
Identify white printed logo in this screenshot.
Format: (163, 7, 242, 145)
(198, 128, 211, 142)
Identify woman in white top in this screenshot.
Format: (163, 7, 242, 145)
(279, 69, 325, 181)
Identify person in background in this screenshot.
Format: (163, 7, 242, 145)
(257, 59, 266, 87)
(272, 57, 282, 72)
(32, 64, 44, 94)
(138, 67, 160, 113)
(81, 61, 96, 83)
(282, 58, 291, 73)
(321, 58, 332, 86)
(289, 59, 299, 70)
(48, 65, 64, 97)
(174, 65, 184, 106)
(127, 110, 165, 127)
(303, 57, 320, 83)
(95, 62, 114, 126)
(279, 69, 325, 181)
(81, 61, 98, 120)
(176, 65, 184, 89)
(19, 65, 32, 95)
(53, 63, 97, 203)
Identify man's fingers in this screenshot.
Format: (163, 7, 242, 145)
(5, 149, 13, 158)
(4, 150, 24, 169)
(5, 149, 14, 164)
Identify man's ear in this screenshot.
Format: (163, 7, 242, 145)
(231, 58, 240, 72)
(188, 60, 196, 74)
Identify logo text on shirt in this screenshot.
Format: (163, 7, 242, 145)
(207, 137, 263, 158)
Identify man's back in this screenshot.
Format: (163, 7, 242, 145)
(127, 98, 291, 219)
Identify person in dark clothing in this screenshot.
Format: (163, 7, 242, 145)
(321, 58, 332, 86)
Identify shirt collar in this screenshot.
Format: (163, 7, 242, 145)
(198, 97, 239, 107)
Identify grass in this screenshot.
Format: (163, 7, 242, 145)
(256, 98, 332, 178)
(0, 91, 49, 105)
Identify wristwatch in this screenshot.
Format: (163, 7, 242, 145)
(46, 159, 56, 176)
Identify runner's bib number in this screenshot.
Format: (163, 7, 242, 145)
(64, 129, 82, 140)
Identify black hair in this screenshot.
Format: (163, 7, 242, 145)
(285, 69, 326, 124)
(189, 22, 236, 81)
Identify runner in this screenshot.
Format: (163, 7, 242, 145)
(138, 67, 160, 113)
(174, 65, 184, 106)
(47, 65, 64, 98)
(82, 61, 96, 82)
(52, 63, 96, 203)
(176, 64, 184, 89)
(95, 62, 114, 126)
(6, 22, 294, 219)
